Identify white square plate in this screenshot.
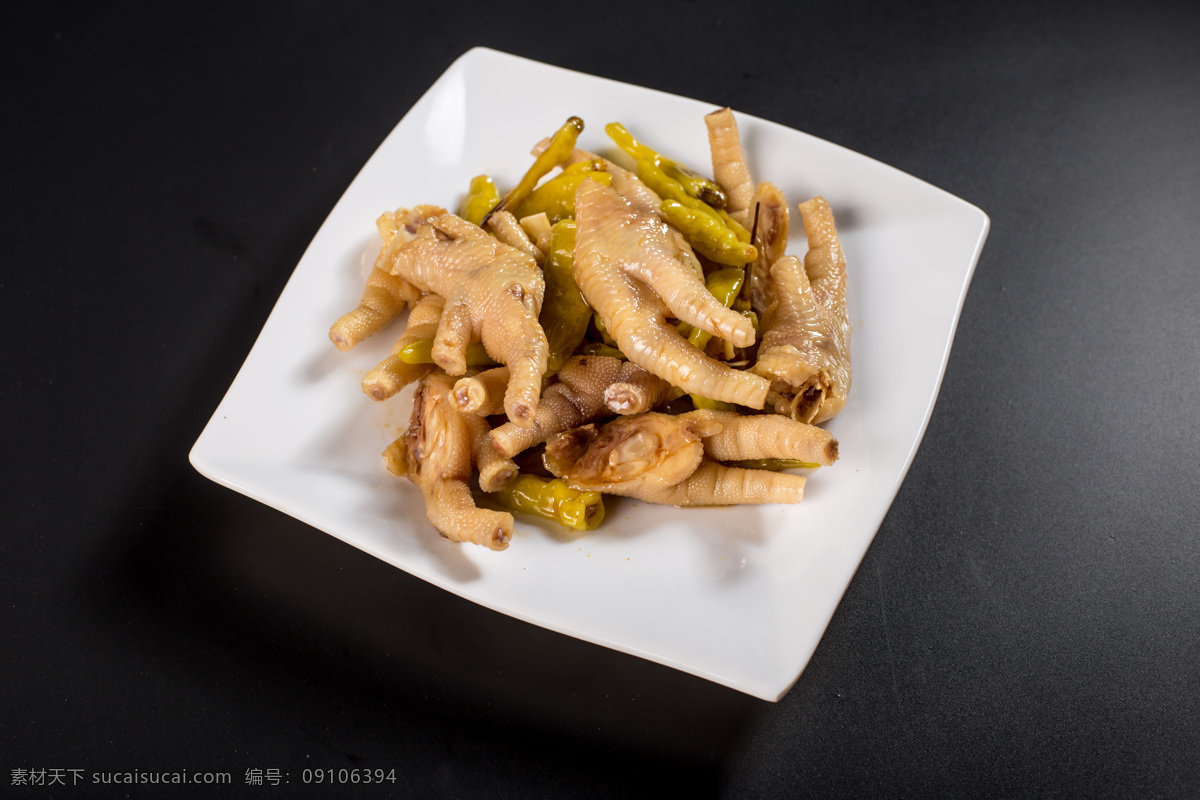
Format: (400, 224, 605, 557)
(190, 47, 988, 701)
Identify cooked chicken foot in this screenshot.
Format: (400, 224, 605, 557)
(385, 212, 549, 427)
(746, 182, 790, 315)
(488, 210, 544, 266)
(543, 413, 806, 505)
(328, 208, 433, 349)
(752, 197, 850, 424)
(573, 180, 769, 408)
(361, 293, 444, 401)
(387, 372, 515, 550)
(453, 366, 510, 417)
(704, 108, 755, 228)
(490, 355, 625, 458)
(604, 366, 679, 415)
(683, 410, 839, 466)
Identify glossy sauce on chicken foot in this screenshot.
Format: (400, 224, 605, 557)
(385, 212, 549, 427)
(573, 180, 769, 408)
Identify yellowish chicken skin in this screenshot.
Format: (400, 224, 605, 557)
(753, 197, 851, 424)
(384, 212, 549, 427)
(572, 180, 769, 408)
(389, 372, 514, 550)
(361, 293, 444, 402)
(544, 412, 807, 505)
(682, 410, 839, 466)
(704, 108, 755, 228)
(327, 207, 437, 350)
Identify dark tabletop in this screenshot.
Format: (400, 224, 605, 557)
(4, 1, 1199, 797)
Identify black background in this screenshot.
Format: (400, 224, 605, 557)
(4, 1, 1199, 797)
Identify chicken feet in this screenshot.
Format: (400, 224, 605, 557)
(572, 180, 769, 408)
(752, 197, 851, 424)
(384, 212, 549, 427)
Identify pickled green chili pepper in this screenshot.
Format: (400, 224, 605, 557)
(486, 116, 584, 224)
(577, 342, 626, 360)
(396, 337, 495, 366)
(717, 208, 752, 243)
(690, 395, 738, 411)
(607, 123, 751, 260)
(730, 459, 821, 471)
(674, 267, 746, 410)
(631, 157, 754, 266)
(686, 267, 745, 350)
(539, 220, 591, 375)
(592, 312, 618, 347)
(496, 474, 606, 531)
(660, 199, 757, 266)
(604, 122, 728, 209)
(513, 160, 612, 224)
(459, 175, 500, 226)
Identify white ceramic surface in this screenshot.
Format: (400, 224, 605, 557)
(189, 47, 989, 701)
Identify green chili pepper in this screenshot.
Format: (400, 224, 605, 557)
(686, 267, 745, 350)
(660, 199, 757, 266)
(604, 122, 728, 209)
(604, 123, 750, 261)
(591, 312, 618, 347)
(487, 116, 584, 224)
(730, 459, 821, 471)
(539, 220, 591, 375)
(459, 175, 500, 226)
(630, 157, 754, 266)
(396, 337, 495, 366)
(577, 342, 626, 360)
(513, 160, 612, 224)
(717, 208, 752, 243)
(496, 474, 606, 531)
(690, 396, 739, 411)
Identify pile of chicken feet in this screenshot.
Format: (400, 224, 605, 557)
(329, 109, 851, 551)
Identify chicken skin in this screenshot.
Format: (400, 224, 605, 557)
(572, 180, 769, 408)
(543, 412, 810, 506)
(383, 212, 549, 427)
(385, 372, 516, 550)
(752, 197, 851, 424)
(489, 355, 671, 459)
